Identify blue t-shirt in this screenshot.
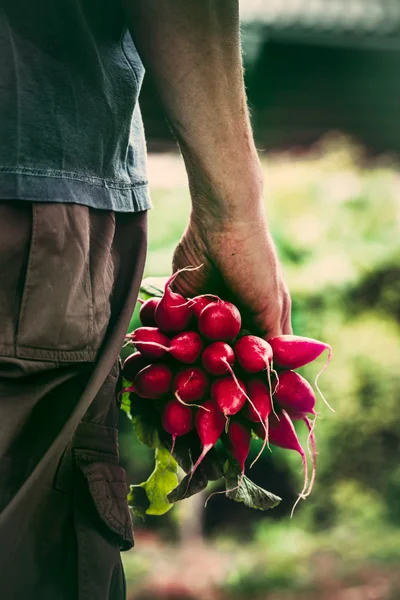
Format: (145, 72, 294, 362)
(0, 0, 151, 213)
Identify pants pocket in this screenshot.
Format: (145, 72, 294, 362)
(16, 203, 94, 361)
(77, 460, 134, 552)
(72, 456, 134, 600)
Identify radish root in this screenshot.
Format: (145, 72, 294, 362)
(174, 392, 210, 412)
(314, 346, 335, 412)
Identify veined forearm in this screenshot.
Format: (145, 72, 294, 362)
(123, 0, 263, 219)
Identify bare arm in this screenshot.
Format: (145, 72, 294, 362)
(123, 1, 291, 336)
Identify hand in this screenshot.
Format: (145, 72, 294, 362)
(172, 209, 292, 339)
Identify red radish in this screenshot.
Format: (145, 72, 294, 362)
(155, 269, 197, 334)
(214, 356, 269, 446)
(256, 410, 309, 516)
(205, 420, 252, 506)
(244, 379, 273, 423)
(201, 342, 235, 376)
(243, 378, 273, 467)
(162, 398, 194, 454)
(268, 335, 334, 411)
(274, 371, 317, 418)
(211, 377, 247, 418)
(191, 295, 220, 318)
(168, 331, 204, 364)
(122, 351, 149, 383)
(139, 297, 160, 326)
(226, 420, 252, 472)
(127, 327, 170, 360)
(198, 301, 241, 341)
(134, 363, 173, 399)
(268, 334, 331, 369)
(235, 335, 273, 373)
(185, 400, 226, 489)
(173, 367, 209, 407)
(127, 330, 204, 365)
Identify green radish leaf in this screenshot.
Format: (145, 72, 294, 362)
(129, 447, 179, 517)
(131, 410, 161, 449)
(223, 459, 282, 511)
(120, 378, 132, 420)
(128, 485, 149, 521)
(168, 466, 209, 502)
(140, 276, 169, 298)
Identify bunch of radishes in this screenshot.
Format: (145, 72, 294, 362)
(123, 269, 333, 513)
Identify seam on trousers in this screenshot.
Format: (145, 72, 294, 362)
(15, 203, 37, 350)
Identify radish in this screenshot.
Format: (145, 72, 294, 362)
(191, 295, 220, 318)
(268, 334, 334, 411)
(198, 301, 241, 341)
(185, 400, 226, 490)
(139, 297, 160, 326)
(206, 420, 252, 506)
(206, 355, 269, 446)
(134, 363, 173, 399)
(273, 371, 318, 498)
(122, 351, 149, 383)
(274, 371, 317, 418)
(168, 331, 204, 364)
(173, 366, 209, 408)
(226, 420, 252, 474)
(234, 335, 273, 373)
(244, 379, 273, 423)
(162, 398, 194, 454)
(127, 330, 204, 365)
(243, 378, 273, 467)
(234, 334, 277, 420)
(155, 268, 198, 334)
(256, 410, 309, 517)
(201, 342, 235, 376)
(127, 327, 170, 360)
(211, 377, 247, 418)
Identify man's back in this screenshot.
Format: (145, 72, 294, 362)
(0, 0, 150, 212)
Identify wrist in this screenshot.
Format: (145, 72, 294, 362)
(186, 153, 265, 224)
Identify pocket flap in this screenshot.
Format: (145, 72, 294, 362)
(78, 461, 134, 551)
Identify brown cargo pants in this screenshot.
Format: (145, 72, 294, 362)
(0, 201, 148, 600)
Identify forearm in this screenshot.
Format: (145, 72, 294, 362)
(123, 0, 264, 221)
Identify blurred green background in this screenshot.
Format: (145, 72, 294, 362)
(120, 3, 400, 599)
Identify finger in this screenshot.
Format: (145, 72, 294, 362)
(281, 312, 293, 335)
(281, 293, 293, 335)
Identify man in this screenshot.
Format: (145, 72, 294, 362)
(0, 1, 291, 598)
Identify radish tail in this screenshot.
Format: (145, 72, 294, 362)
(250, 418, 270, 468)
(265, 359, 279, 419)
(224, 415, 230, 433)
(167, 434, 177, 469)
(282, 410, 308, 518)
(174, 392, 210, 412)
(137, 297, 145, 304)
(314, 346, 335, 412)
(129, 340, 169, 352)
(303, 416, 317, 499)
